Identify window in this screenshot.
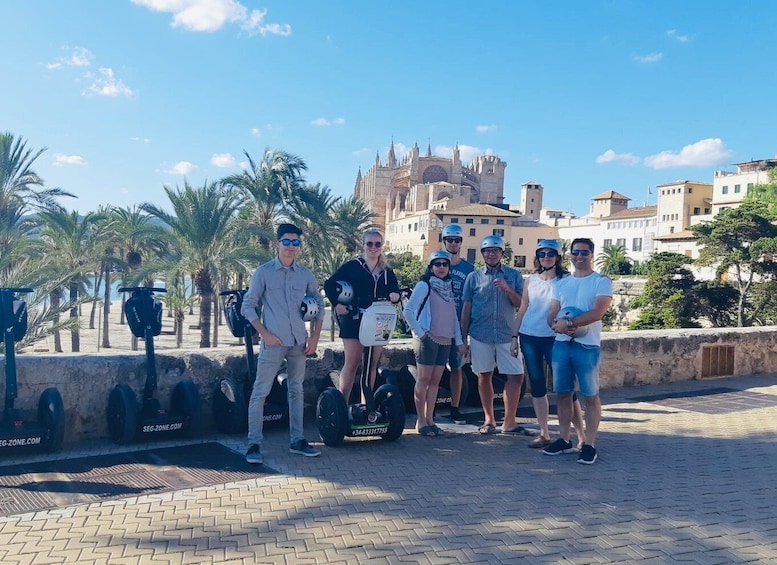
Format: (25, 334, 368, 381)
(492, 229, 505, 237)
(518, 238, 524, 245)
(693, 207, 701, 215)
(734, 184, 741, 193)
(467, 249, 476, 262)
(451, 218, 459, 224)
(632, 238, 642, 252)
(722, 185, 729, 194)
(480, 219, 489, 224)
(413, 222, 418, 231)
(704, 208, 711, 214)
(603, 239, 612, 247)
(465, 218, 474, 224)
(469, 228, 476, 236)
(496, 219, 505, 225)
(747, 183, 754, 194)
(616, 238, 626, 246)
(514, 256, 526, 268)
(688, 187, 693, 193)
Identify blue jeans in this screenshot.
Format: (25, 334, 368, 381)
(247, 343, 306, 447)
(519, 333, 554, 398)
(551, 340, 601, 397)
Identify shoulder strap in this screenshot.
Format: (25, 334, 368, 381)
(416, 282, 432, 320)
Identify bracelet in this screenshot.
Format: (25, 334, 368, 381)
(566, 318, 573, 327)
(512, 336, 518, 339)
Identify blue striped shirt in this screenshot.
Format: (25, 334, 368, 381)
(463, 264, 524, 344)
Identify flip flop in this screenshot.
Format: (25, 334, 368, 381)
(479, 424, 497, 435)
(430, 424, 445, 436)
(417, 426, 435, 437)
(501, 426, 536, 436)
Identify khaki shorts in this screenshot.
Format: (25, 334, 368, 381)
(470, 338, 524, 375)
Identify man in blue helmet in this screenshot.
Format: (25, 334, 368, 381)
(440, 223, 474, 424)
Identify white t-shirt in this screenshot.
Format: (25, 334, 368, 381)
(552, 272, 613, 346)
(519, 273, 557, 338)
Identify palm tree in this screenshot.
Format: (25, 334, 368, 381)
(597, 243, 632, 276)
(142, 181, 246, 348)
(38, 209, 106, 352)
(221, 148, 309, 253)
(329, 195, 377, 254)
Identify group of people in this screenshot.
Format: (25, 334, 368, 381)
(239, 222, 612, 466)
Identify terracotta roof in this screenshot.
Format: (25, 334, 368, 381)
(604, 205, 657, 220)
(592, 190, 631, 201)
(653, 230, 696, 241)
(439, 203, 520, 218)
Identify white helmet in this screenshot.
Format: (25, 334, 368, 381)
(555, 306, 589, 338)
(441, 224, 464, 239)
(300, 295, 320, 321)
(480, 235, 505, 251)
(427, 250, 452, 267)
(334, 280, 354, 305)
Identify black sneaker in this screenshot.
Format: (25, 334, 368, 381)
(290, 439, 321, 457)
(577, 443, 597, 465)
(245, 444, 263, 464)
(449, 407, 466, 425)
(541, 438, 576, 456)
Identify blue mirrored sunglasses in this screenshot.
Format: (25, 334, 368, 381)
(280, 238, 301, 247)
(570, 249, 591, 256)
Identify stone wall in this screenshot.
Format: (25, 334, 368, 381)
(3, 327, 777, 444)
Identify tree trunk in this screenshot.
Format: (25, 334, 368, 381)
(102, 264, 112, 349)
(176, 309, 184, 348)
(70, 282, 80, 352)
(51, 289, 63, 353)
(212, 292, 219, 348)
(199, 291, 212, 348)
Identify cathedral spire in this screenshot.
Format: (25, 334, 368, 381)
(388, 137, 397, 167)
(426, 139, 432, 157)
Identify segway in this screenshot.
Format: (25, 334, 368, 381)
(106, 287, 201, 444)
(317, 301, 405, 446)
(212, 289, 289, 434)
(0, 287, 65, 453)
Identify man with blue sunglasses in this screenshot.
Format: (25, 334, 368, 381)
(241, 223, 325, 463)
(543, 238, 612, 465)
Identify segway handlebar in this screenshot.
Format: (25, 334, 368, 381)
(0, 287, 34, 294)
(118, 286, 167, 294)
(219, 289, 247, 297)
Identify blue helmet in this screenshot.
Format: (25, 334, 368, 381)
(536, 239, 560, 253)
(555, 306, 589, 338)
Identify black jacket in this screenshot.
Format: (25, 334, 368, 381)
(324, 258, 400, 311)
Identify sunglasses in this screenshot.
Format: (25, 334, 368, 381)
(431, 261, 450, 268)
(280, 238, 301, 247)
(570, 249, 591, 256)
(482, 248, 502, 254)
(444, 237, 462, 244)
(365, 241, 383, 248)
(537, 250, 558, 258)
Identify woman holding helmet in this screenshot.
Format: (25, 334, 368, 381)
(403, 251, 466, 436)
(514, 239, 586, 449)
(324, 229, 400, 403)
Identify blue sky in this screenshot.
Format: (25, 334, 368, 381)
(2, 1, 776, 217)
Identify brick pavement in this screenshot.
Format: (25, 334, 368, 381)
(1, 374, 777, 564)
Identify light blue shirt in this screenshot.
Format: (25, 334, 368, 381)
(463, 264, 524, 344)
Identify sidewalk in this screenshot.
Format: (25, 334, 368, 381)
(1, 373, 776, 563)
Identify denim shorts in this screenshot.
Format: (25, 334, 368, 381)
(519, 333, 554, 398)
(551, 340, 601, 397)
(413, 334, 452, 366)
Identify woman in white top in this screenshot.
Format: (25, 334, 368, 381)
(403, 251, 465, 437)
(513, 240, 586, 449)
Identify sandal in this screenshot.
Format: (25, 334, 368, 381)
(417, 426, 435, 437)
(529, 436, 552, 448)
(501, 425, 536, 436)
(479, 424, 497, 435)
(430, 424, 445, 436)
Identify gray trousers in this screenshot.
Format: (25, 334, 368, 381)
(247, 343, 306, 447)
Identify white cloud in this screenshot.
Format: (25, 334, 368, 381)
(131, 0, 291, 35)
(311, 117, 345, 127)
(211, 153, 236, 167)
(596, 149, 640, 166)
(667, 29, 689, 43)
(476, 125, 497, 133)
(644, 138, 733, 169)
(52, 154, 87, 166)
(436, 144, 492, 162)
(84, 67, 134, 97)
(45, 46, 94, 69)
(250, 127, 261, 137)
(352, 147, 370, 157)
(633, 52, 663, 63)
(131, 136, 151, 143)
(166, 161, 197, 175)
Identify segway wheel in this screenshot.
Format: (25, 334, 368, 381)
(213, 377, 247, 434)
(374, 384, 405, 442)
(107, 384, 138, 444)
(37, 387, 65, 453)
(316, 388, 348, 447)
(266, 373, 290, 427)
(170, 379, 201, 438)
